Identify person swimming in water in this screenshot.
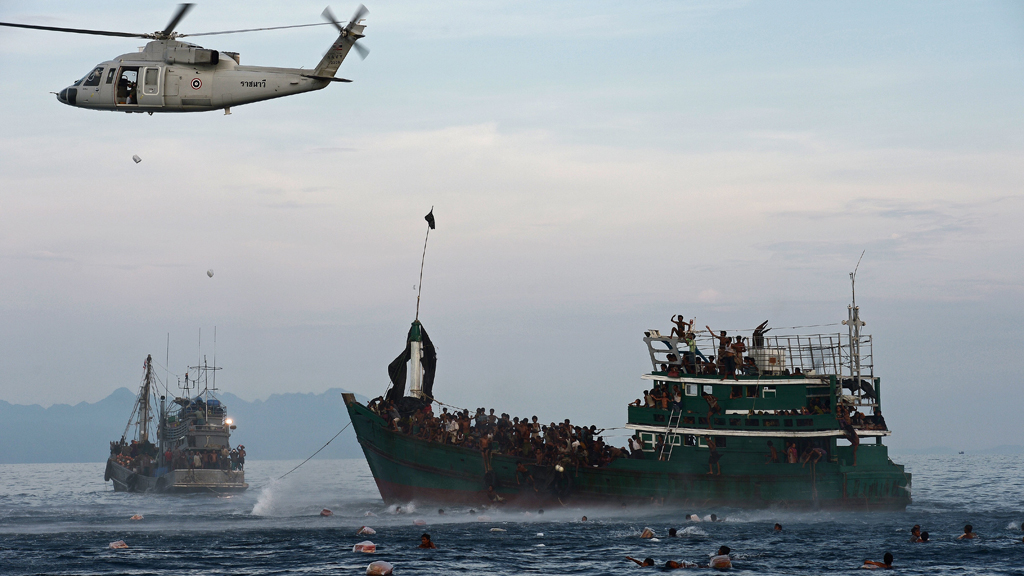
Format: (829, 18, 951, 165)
(418, 533, 437, 549)
(957, 524, 977, 540)
(909, 525, 921, 542)
(625, 556, 655, 567)
(774, 523, 783, 531)
(861, 552, 893, 569)
(919, 531, 930, 542)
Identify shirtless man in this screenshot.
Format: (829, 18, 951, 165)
(861, 552, 893, 569)
(670, 315, 692, 338)
(625, 557, 655, 567)
(765, 440, 779, 463)
(706, 436, 722, 475)
(956, 524, 977, 539)
(418, 533, 437, 549)
(702, 392, 721, 429)
(801, 447, 827, 468)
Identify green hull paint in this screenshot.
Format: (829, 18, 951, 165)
(345, 398, 911, 510)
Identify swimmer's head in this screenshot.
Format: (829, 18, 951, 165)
(438, 509, 444, 515)
(883, 552, 893, 566)
(668, 528, 677, 537)
(718, 546, 731, 555)
(711, 514, 718, 522)
(964, 524, 973, 533)
(643, 558, 654, 566)
(774, 523, 782, 531)
(921, 532, 929, 541)
(421, 533, 431, 542)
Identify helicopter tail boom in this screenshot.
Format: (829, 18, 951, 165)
(313, 21, 366, 78)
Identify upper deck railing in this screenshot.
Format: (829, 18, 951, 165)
(643, 330, 877, 407)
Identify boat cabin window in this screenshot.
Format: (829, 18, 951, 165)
(685, 383, 698, 396)
(82, 67, 104, 87)
(702, 384, 713, 395)
(761, 386, 777, 398)
(745, 385, 758, 398)
(697, 435, 707, 447)
(116, 67, 139, 105)
(730, 385, 742, 399)
(106, 68, 116, 84)
(684, 435, 696, 446)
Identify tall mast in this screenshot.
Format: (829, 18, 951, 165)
(844, 251, 866, 397)
(138, 354, 154, 443)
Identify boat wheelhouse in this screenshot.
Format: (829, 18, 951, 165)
(105, 355, 248, 493)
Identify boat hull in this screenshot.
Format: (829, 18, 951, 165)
(105, 459, 248, 494)
(345, 398, 910, 510)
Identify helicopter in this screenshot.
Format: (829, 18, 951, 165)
(0, 4, 368, 114)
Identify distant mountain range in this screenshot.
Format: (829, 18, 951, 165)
(0, 387, 367, 464)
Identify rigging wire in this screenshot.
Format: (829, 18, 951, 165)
(276, 421, 352, 480)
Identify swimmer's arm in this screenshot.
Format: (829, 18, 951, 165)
(625, 557, 645, 566)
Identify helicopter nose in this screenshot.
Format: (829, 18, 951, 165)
(57, 87, 77, 106)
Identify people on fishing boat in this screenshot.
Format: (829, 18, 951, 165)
(706, 436, 722, 475)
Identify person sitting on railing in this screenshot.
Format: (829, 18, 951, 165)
(742, 356, 759, 375)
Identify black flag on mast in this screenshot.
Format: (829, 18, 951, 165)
(424, 208, 435, 230)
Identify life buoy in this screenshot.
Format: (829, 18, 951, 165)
(104, 460, 113, 482)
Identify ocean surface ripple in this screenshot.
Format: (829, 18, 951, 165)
(1, 455, 1023, 575)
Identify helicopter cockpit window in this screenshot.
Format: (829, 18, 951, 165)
(116, 67, 139, 105)
(82, 67, 104, 87)
(106, 68, 116, 84)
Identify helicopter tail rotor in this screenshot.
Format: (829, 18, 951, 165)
(321, 4, 370, 60)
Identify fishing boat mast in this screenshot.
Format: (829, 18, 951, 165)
(136, 355, 154, 443)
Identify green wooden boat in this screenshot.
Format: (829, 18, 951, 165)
(344, 295, 910, 510)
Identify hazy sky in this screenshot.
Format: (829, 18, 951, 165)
(1, 1, 1022, 451)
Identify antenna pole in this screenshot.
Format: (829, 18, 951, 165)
(415, 225, 430, 321)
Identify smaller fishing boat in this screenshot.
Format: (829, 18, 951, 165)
(104, 354, 248, 493)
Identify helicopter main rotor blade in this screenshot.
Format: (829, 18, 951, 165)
(0, 21, 149, 38)
(161, 3, 195, 37)
(180, 21, 334, 38)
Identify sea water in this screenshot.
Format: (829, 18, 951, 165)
(1, 455, 1023, 575)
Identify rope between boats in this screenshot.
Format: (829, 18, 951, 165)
(277, 421, 353, 480)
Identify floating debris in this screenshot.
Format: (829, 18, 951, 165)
(490, 528, 506, 532)
(366, 560, 393, 575)
(132, 155, 141, 164)
(129, 515, 143, 521)
(320, 509, 333, 517)
(413, 519, 426, 526)
(353, 541, 376, 553)
(108, 540, 129, 549)
(357, 526, 376, 535)
(207, 269, 214, 278)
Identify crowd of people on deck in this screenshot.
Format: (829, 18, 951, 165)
(109, 438, 245, 476)
(367, 397, 636, 472)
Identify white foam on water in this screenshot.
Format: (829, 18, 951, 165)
(1006, 521, 1021, 530)
(251, 479, 279, 516)
(680, 526, 707, 536)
